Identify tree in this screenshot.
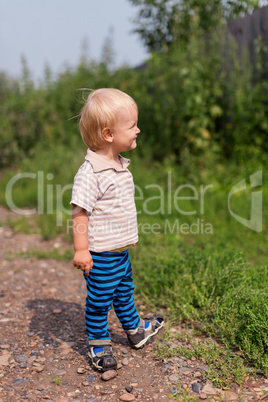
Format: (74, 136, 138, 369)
(128, 0, 261, 52)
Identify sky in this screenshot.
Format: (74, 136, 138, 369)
(0, 0, 148, 83)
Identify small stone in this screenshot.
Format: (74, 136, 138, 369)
(55, 398, 70, 402)
(122, 358, 129, 366)
(37, 387, 43, 391)
(202, 381, 217, 395)
(169, 374, 179, 384)
(225, 391, 238, 401)
(82, 381, 90, 387)
(0, 345, 10, 349)
(77, 367, 86, 374)
(119, 394, 135, 401)
(53, 309, 62, 314)
(117, 362, 123, 369)
(131, 377, 138, 383)
(0, 352, 11, 366)
(192, 383, 202, 393)
(199, 393, 207, 399)
(194, 371, 202, 378)
(4, 230, 13, 239)
(19, 363, 28, 368)
(14, 354, 28, 363)
(86, 375, 97, 383)
(125, 385, 133, 393)
(28, 356, 36, 364)
(32, 364, 45, 372)
(27, 332, 35, 337)
(198, 364, 209, 372)
(101, 370, 117, 381)
(122, 348, 128, 354)
(13, 378, 26, 384)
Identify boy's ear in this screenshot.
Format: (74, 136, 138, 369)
(102, 127, 114, 143)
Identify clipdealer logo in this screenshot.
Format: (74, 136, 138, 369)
(228, 171, 263, 232)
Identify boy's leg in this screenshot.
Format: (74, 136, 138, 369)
(84, 251, 126, 371)
(112, 253, 140, 331)
(113, 251, 165, 349)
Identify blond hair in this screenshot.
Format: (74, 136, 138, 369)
(79, 88, 138, 150)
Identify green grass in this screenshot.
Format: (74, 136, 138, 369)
(156, 336, 248, 388)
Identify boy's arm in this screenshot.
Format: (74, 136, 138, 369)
(72, 205, 93, 276)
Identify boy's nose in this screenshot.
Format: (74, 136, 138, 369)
(137, 126, 141, 134)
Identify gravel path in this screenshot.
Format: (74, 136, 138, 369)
(0, 206, 268, 401)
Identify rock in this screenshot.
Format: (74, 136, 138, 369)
(131, 377, 138, 383)
(117, 362, 123, 369)
(198, 364, 209, 372)
(225, 391, 238, 401)
(14, 354, 28, 363)
(119, 394, 135, 401)
(13, 378, 27, 384)
(86, 375, 97, 383)
(125, 385, 133, 393)
(192, 382, 202, 393)
(202, 381, 218, 395)
(101, 370, 117, 381)
(32, 364, 45, 372)
(55, 398, 70, 402)
(28, 356, 36, 364)
(194, 371, 202, 378)
(4, 230, 13, 239)
(37, 387, 43, 391)
(0, 345, 10, 349)
(122, 348, 128, 354)
(53, 309, 62, 314)
(179, 367, 192, 374)
(199, 393, 207, 399)
(169, 374, 179, 384)
(82, 381, 90, 386)
(77, 367, 86, 374)
(0, 352, 11, 366)
(122, 357, 129, 366)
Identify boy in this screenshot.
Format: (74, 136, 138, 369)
(70, 88, 164, 372)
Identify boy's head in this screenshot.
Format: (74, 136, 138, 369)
(79, 88, 138, 151)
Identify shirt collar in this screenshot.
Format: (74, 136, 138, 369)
(85, 149, 130, 173)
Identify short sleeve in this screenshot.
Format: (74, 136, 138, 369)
(70, 161, 99, 214)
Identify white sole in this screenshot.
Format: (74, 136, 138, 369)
(133, 321, 165, 349)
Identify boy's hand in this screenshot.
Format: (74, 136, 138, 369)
(73, 250, 93, 276)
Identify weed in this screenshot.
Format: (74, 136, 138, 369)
(169, 381, 198, 401)
(51, 376, 61, 385)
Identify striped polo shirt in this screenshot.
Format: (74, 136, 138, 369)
(70, 149, 138, 252)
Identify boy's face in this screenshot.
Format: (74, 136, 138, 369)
(111, 107, 140, 153)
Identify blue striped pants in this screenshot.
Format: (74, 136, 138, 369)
(84, 250, 140, 341)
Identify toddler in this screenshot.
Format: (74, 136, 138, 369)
(70, 88, 164, 371)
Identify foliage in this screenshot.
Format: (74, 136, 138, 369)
(1, 25, 267, 168)
(128, 0, 261, 51)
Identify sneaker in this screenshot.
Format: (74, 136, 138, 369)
(127, 313, 165, 349)
(88, 344, 117, 371)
